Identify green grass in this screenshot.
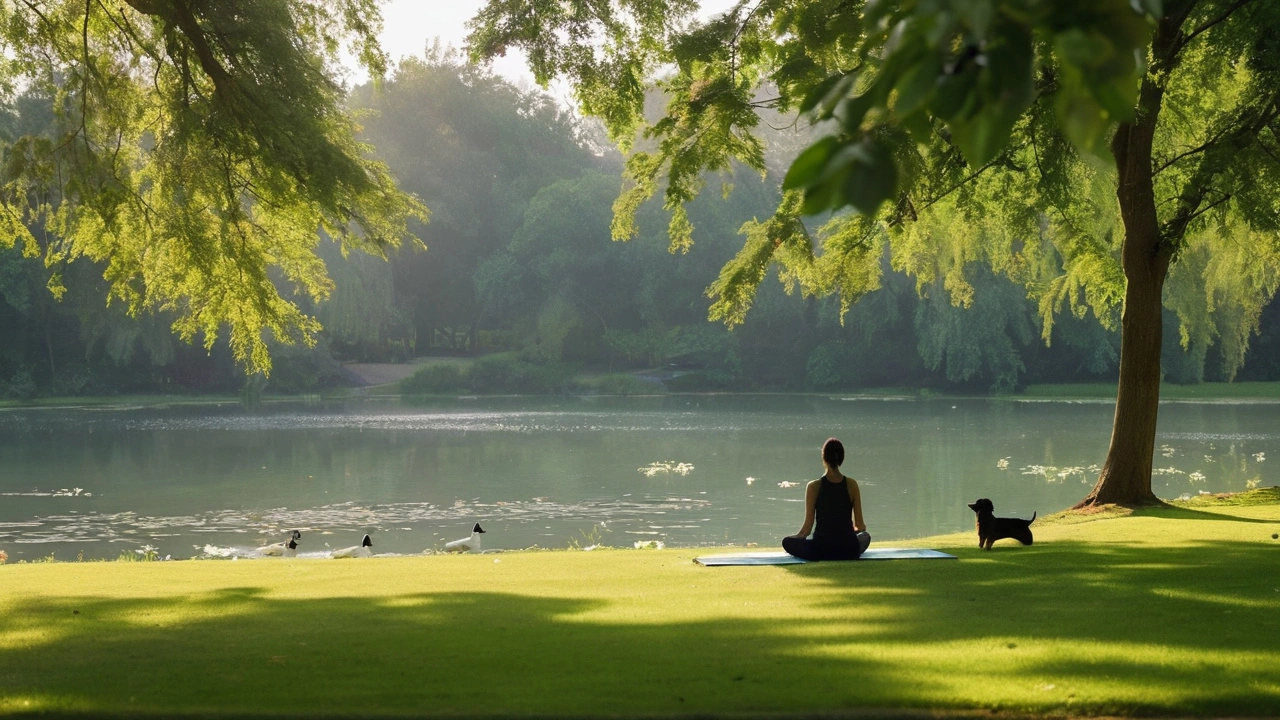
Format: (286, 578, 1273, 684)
(1019, 381, 1280, 400)
(3, 491, 1280, 718)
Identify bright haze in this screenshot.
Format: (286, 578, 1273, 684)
(353, 0, 738, 91)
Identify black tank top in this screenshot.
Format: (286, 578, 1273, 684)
(813, 475, 854, 542)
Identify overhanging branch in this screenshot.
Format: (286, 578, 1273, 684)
(1174, 0, 1259, 55)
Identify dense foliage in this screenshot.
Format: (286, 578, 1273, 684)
(0, 0, 424, 375)
(5, 54, 1279, 401)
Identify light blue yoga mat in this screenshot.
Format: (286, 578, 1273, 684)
(694, 548, 956, 566)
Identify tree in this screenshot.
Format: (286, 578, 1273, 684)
(468, 0, 1280, 506)
(349, 48, 593, 354)
(0, 0, 424, 374)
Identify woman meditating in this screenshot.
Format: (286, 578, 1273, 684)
(782, 438, 871, 561)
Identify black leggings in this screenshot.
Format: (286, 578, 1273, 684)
(782, 531, 871, 561)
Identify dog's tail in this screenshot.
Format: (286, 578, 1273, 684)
(1029, 511, 1037, 524)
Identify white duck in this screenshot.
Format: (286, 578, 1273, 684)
(261, 530, 301, 557)
(443, 523, 486, 553)
(331, 534, 373, 558)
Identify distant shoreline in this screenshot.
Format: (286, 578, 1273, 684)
(6, 380, 1280, 410)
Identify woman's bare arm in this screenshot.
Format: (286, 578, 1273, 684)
(790, 480, 820, 538)
(848, 476, 866, 532)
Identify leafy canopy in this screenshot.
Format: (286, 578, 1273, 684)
(0, 0, 425, 373)
(468, 0, 1280, 379)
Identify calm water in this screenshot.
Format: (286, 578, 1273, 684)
(1, 395, 1276, 561)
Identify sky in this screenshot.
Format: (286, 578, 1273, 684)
(352, 0, 739, 93)
(371, 0, 533, 85)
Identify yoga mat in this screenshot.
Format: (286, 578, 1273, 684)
(694, 548, 957, 566)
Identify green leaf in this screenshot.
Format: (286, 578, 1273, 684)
(1054, 29, 1114, 70)
(794, 136, 897, 216)
(893, 60, 939, 118)
(799, 72, 858, 117)
(932, 67, 978, 120)
(863, 0, 897, 25)
(956, 0, 994, 41)
(1055, 88, 1112, 157)
(800, 168, 846, 216)
(1091, 74, 1140, 121)
(798, 74, 843, 115)
(839, 92, 878, 133)
(901, 109, 933, 144)
(948, 114, 1002, 166)
(841, 138, 898, 215)
(782, 136, 841, 191)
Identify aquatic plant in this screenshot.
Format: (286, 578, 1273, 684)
(569, 523, 609, 551)
(1020, 465, 1101, 483)
(637, 461, 694, 477)
(118, 545, 162, 562)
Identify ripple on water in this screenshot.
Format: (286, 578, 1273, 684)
(1161, 432, 1278, 441)
(0, 408, 824, 435)
(2, 496, 713, 550)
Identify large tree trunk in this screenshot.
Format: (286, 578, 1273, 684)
(1079, 243, 1165, 507)
(1076, 16, 1184, 509)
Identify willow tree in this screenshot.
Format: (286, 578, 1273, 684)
(0, 0, 425, 373)
(468, 0, 1280, 506)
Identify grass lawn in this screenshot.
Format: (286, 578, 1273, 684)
(3, 490, 1280, 719)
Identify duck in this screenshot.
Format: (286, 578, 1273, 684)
(261, 530, 301, 557)
(443, 523, 486, 553)
(331, 534, 373, 558)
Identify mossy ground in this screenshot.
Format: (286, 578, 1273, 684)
(2, 490, 1279, 719)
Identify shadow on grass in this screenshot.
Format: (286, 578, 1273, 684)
(1131, 505, 1276, 523)
(4, 540, 1280, 718)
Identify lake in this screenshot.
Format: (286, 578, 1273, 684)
(1, 395, 1276, 561)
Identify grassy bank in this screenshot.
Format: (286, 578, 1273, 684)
(1018, 381, 1280, 400)
(3, 491, 1279, 718)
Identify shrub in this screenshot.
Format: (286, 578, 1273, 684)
(400, 364, 467, 395)
(2, 369, 38, 400)
(264, 342, 345, 394)
(469, 354, 575, 394)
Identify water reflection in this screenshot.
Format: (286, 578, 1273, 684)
(0, 396, 1276, 560)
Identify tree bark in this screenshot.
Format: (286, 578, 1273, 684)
(1079, 235, 1165, 506)
(1076, 15, 1185, 508)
